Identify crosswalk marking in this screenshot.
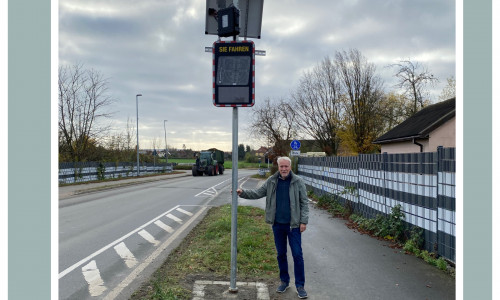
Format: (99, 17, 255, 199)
(154, 220, 174, 233)
(167, 213, 183, 224)
(138, 229, 159, 246)
(82, 260, 107, 296)
(176, 208, 193, 216)
(113, 242, 137, 268)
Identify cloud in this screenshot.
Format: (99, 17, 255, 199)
(59, 0, 455, 151)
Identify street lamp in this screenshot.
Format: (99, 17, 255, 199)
(163, 120, 168, 165)
(136, 94, 142, 176)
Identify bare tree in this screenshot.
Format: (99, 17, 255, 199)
(290, 57, 342, 156)
(377, 92, 414, 133)
(390, 59, 439, 114)
(59, 63, 114, 162)
(438, 75, 456, 101)
(335, 49, 385, 154)
(126, 116, 134, 151)
(105, 132, 125, 151)
(249, 98, 297, 161)
(151, 136, 160, 165)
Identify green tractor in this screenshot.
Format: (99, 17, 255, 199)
(192, 148, 225, 176)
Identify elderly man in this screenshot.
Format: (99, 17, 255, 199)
(237, 156, 309, 299)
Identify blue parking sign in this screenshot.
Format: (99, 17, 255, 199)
(290, 140, 301, 150)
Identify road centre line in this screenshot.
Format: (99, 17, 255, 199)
(59, 205, 181, 279)
(102, 206, 208, 300)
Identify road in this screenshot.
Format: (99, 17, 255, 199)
(59, 169, 256, 300)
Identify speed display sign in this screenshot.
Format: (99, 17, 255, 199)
(212, 40, 255, 107)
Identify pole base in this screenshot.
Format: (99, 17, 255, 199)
(228, 287, 238, 293)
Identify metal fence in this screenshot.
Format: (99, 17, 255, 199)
(297, 147, 456, 262)
(59, 161, 174, 184)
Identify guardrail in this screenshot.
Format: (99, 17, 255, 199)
(59, 162, 174, 184)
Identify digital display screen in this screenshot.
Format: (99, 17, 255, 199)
(213, 41, 255, 107)
(216, 56, 251, 86)
(217, 87, 250, 104)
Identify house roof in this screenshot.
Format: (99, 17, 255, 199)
(373, 97, 455, 144)
(255, 146, 268, 154)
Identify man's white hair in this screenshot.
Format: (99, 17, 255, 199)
(277, 156, 292, 165)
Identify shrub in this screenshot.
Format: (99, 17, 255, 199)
(97, 162, 106, 180)
(354, 205, 405, 242)
(436, 257, 448, 271)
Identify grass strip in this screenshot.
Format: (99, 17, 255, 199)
(131, 204, 277, 300)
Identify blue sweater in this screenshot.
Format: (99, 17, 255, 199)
(275, 174, 291, 224)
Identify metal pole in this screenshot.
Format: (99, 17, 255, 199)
(229, 106, 238, 292)
(230, 1, 240, 291)
(164, 120, 168, 164)
(136, 94, 142, 176)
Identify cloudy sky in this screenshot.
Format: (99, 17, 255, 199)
(59, 0, 456, 152)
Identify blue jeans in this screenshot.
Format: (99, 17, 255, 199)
(272, 223, 305, 287)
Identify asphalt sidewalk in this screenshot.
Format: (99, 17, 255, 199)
(233, 177, 455, 300)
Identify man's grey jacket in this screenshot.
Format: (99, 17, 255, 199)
(239, 171, 309, 228)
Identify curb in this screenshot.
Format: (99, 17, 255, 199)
(59, 172, 192, 199)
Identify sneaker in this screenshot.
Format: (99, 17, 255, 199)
(276, 281, 289, 293)
(297, 286, 308, 299)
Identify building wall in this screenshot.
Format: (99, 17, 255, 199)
(380, 141, 426, 154)
(380, 117, 455, 154)
(428, 117, 456, 150)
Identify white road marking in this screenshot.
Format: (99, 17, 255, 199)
(59, 205, 181, 279)
(239, 177, 250, 189)
(138, 230, 159, 246)
(176, 207, 193, 216)
(256, 282, 270, 300)
(194, 178, 230, 197)
(166, 213, 183, 224)
(81, 260, 107, 296)
(191, 280, 270, 300)
(113, 242, 137, 268)
(196, 187, 217, 197)
(102, 207, 207, 300)
(194, 177, 246, 197)
(193, 282, 205, 298)
(154, 220, 174, 233)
